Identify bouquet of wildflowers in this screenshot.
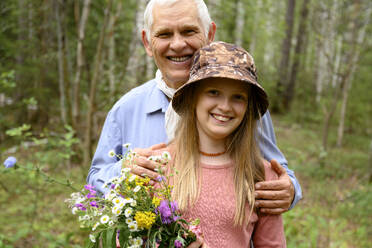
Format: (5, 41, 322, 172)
(66, 146, 200, 248)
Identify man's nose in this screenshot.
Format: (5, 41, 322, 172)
(169, 33, 187, 51)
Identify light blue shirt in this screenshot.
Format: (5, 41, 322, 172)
(87, 79, 302, 209)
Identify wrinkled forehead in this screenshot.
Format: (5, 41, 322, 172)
(151, 0, 203, 31)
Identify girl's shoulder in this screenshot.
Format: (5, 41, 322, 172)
(262, 160, 279, 181)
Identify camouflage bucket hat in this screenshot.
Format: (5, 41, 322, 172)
(172, 41, 269, 117)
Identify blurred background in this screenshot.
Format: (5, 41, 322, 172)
(0, 0, 371, 247)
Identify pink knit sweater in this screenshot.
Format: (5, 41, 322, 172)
(182, 161, 286, 247)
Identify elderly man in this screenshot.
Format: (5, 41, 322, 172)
(87, 0, 301, 219)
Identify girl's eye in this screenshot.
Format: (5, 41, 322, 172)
(207, 90, 219, 96)
(233, 94, 247, 101)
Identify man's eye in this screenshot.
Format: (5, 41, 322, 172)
(184, 29, 196, 35)
(157, 33, 170, 38)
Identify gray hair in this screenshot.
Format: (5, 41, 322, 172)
(143, 0, 212, 41)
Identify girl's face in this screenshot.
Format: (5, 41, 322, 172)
(195, 78, 248, 143)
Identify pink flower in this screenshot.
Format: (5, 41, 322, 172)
(189, 225, 202, 238)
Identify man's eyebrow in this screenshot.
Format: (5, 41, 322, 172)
(153, 27, 171, 35)
(182, 24, 201, 31)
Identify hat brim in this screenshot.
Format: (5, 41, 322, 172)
(172, 66, 269, 118)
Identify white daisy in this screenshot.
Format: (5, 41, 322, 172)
(112, 205, 122, 216)
(89, 234, 96, 243)
(133, 185, 141, 192)
(128, 175, 136, 182)
(130, 200, 137, 207)
(134, 237, 143, 246)
(100, 215, 110, 224)
(122, 167, 131, 173)
(108, 150, 116, 158)
(92, 222, 99, 231)
(124, 207, 133, 217)
(162, 151, 171, 160)
(71, 207, 78, 215)
(125, 218, 134, 225)
(128, 221, 138, 232)
(123, 143, 131, 148)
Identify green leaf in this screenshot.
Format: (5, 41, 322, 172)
(106, 228, 116, 248)
(119, 228, 130, 248)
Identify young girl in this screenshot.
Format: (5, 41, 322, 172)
(170, 41, 286, 247)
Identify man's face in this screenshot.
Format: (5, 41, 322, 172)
(143, 0, 215, 89)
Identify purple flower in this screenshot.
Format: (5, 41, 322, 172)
(156, 175, 165, 182)
(84, 184, 95, 191)
(75, 203, 87, 211)
(170, 201, 178, 212)
(110, 184, 116, 189)
(174, 240, 183, 248)
(86, 193, 95, 199)
(157, 200, 179, 224)
(3, 156, 17, 168)
(90, 201, 98, 208)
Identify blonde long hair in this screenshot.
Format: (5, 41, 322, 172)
(171, 83, 265, 225)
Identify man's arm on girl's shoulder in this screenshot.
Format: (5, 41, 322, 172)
(255, 111, 302, 214)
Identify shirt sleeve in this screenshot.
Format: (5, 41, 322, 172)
(256, 111, 302, 209)
(86, 110, 123, 195)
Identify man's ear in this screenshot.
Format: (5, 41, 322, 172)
(207, 22, 217, 43)
(142, 30, 153, 57)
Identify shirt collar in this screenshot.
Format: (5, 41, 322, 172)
(144, 81, 170, 114)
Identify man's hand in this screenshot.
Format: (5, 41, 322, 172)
(254, 159, 295, 214)
(127, 143, 167, 184)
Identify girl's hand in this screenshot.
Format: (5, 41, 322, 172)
(187, 236, 208, 248)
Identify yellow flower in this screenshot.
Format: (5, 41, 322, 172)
(152, 196, 161, 207)
(134, 211, 156, 230)
(135, 177, 151, 186)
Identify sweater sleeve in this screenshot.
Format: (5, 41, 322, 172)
(252, 161, 286, 247)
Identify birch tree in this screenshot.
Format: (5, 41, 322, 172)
(125, 0, 146, 87)
(322, 2, 369, 150)
(274, 0, 296, 112)
(55, 0, 67, 124)
(337, 6, 371, 147)
(107, 1, 122, 97)
(83, 0, 112, 165)
(283, 0, 310, 110)
(72, 0, 91, 129)
(234, 0, 245, 47)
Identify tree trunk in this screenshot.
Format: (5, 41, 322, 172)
(234, 0, 245, 47)
(283, 0, 310, 110)
(208, 0, 221, 41)
(337, 7, 370, 147)
(55, 0, 67, 124)
(107, 1, 122, 97)
(322, 2, 369, 150)
(83, 0, 112, 166)
(273, 0, 295, 113)
(146, 53, 155, 80)
(125, 0, 146, 87)
(369, 138, 372, 183)
(315, 3, 328, 103)
(72, 0, 91, 129)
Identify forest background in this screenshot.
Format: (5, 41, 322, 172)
(0, 0, 371, 247)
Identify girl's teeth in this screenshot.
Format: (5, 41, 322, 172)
(170, 56, 189, 62)
(213, 114, 230, 121)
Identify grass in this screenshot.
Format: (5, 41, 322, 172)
(274, 114, 371, 248)
(0, 114, 371, 247)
